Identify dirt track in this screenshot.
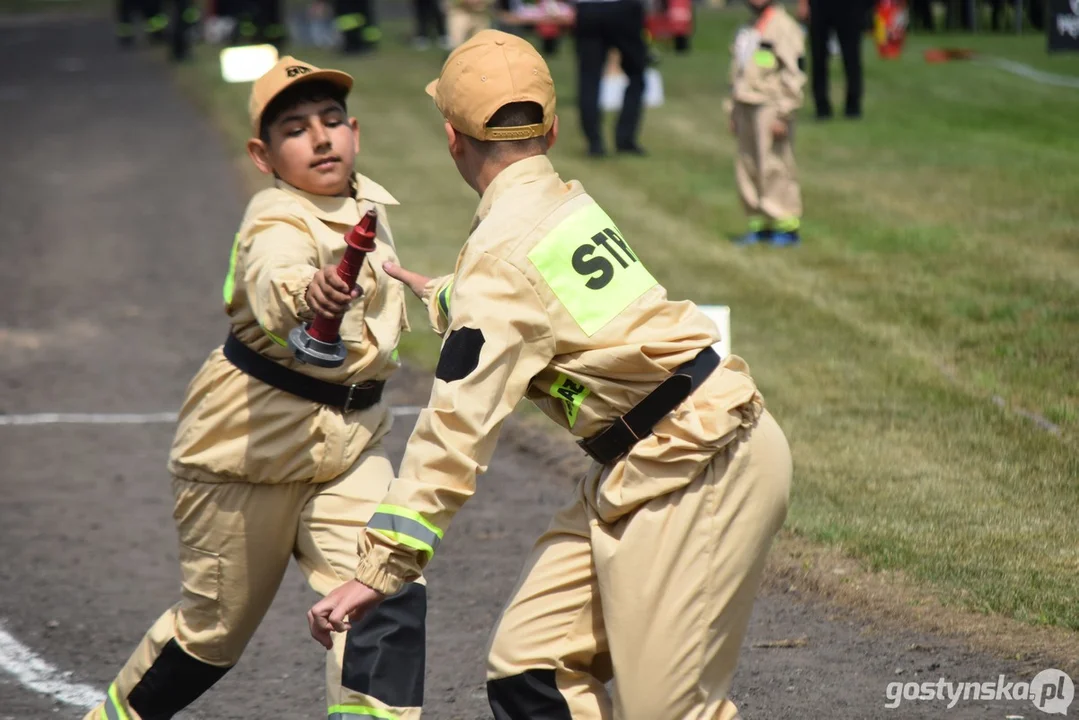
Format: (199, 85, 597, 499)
(0, 17, 1050, 720)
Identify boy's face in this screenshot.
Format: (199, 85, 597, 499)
(247, 98, 359, 196)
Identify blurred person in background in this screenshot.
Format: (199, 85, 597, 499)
(446, 0, 494, 48)
(575, 0, 649, 156)
(799, 0, 866, 119)
(412, 0, 449, 48)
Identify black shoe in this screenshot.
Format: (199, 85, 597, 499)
(844, 108, 863, 119)
(815, 110, 834, 121)
(587, 145, 607, 158)
(616, 144, 647, 156)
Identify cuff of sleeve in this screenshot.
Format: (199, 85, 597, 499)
(354, 554, 407, 596)
(422, 274, 453, 336)
(293, 268, 318, 322)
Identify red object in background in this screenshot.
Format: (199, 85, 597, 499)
(646, 0, 693, 41)
(873, 0, 909, 58)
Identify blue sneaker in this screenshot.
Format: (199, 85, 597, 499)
(733, 230, 768, 245)
(770, 231, 800, 246)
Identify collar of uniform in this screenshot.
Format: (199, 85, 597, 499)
(275, 172, 399, 225)
(472, 155, 556, 228)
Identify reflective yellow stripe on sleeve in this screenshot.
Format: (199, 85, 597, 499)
(222, 233, 241, 306)
(437, 278, 454, 321)
(328, 705, 400, 720)
(105, 684, 131, 720)
(367, 505, 443, 561)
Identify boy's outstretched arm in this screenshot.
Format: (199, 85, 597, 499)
(384, 261, 456, 336)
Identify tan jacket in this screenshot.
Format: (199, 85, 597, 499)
(168, 173, 408, 485)
(726, 4, 806, 120)
(355, 156, 764, 594)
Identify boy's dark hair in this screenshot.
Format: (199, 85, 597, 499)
(465, 101, 549, 158)
(259, 80, 349, 143)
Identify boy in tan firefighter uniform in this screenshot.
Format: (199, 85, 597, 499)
(85, 57, 426, 720)
(445, 0, 492, 48)
(725, 0, 806, 246)
(309, 31, 793, 719)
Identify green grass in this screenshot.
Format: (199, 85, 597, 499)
(174, 12, 1079, 630)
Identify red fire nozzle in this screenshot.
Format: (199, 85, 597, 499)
(288, 210, 378, 368)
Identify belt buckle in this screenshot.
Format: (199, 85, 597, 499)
(344, 381, 374, 412)
(577, 437, 605, 464)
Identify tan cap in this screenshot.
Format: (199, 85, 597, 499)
(248, 56, 353, 135)
(425, 30, 556, 142)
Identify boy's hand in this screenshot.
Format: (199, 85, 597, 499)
(772, 119, 789, 140)
(383, 262, 431, 300)
(306, 265, 360, 320)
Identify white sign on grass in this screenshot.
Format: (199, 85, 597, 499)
(698, 305, 731, 359)
(220, 45, 279, 84)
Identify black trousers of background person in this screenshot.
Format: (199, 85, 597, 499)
(413, 0, 445, 39)
(808, 0, 864, 118)
(575, 0, 648, 153)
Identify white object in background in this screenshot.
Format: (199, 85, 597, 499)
(599, 67, 665, 111)
(219, 45, 280, 84)
(698, 305, 731, 359)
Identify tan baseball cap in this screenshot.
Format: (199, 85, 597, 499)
(248, 56, 354, 135)
(425, 30, 556, 142)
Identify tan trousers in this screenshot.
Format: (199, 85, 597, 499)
(85, 446, 425, 720)
(733, 102, 802, 229)
(446, 6, 489, 48)
(486, 411, 792, 719)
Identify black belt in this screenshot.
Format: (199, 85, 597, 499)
(578, 346, 720, 465)
(223, 334, 384, 413)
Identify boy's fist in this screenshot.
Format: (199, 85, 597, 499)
(306, 265, 361, 320)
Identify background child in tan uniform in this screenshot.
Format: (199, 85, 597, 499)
(309, 31, 792, 720)
(445, 0, 492, 48)
(725, 0, 807, 246)
(84, 57, 426, 720)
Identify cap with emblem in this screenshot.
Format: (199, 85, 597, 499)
(248, 56, 354, 135)
(425, 30, 556, 142)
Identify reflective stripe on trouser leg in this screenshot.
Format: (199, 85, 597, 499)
(91, 609, 232, 720)
(332, 583, 427, 716)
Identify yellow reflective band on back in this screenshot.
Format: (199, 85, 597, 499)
(527, 204, 657, 336)
(222, 233, 241, 305)
(328, 704, 400, 720)
(753, 49, 777, 69)
(374, 504, 444, 538)
(369, 529, 435, 561)
(107, 684, 131, 720)
(549, 373, 590, 428)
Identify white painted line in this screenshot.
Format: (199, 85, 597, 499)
(0, 622, 104, 709)
(0, 407, 425, 427)
(0, 412, 180, 427)
(979, 56, 1079, 90)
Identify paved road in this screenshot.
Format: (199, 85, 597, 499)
(0, 17, 1039, 720)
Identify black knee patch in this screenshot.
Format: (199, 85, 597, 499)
(127, 639, 231, 720)
(487, 669, 573, 720)
(342, 582, 426, 708)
